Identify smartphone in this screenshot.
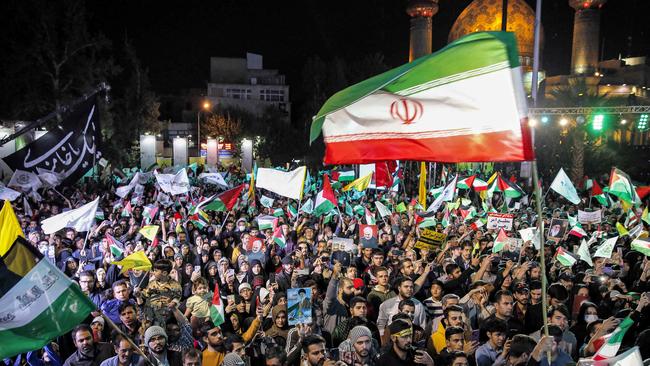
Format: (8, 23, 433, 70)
(296, 269, 309, 276)
(470, 329, 480, 343)
(227, 295, 235, 304)
(194, 265, 201, 272)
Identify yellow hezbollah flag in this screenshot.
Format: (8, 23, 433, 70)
(342, 172, 372, 192)
(419, 162, 427, 210)
(139, 225, 159, 241)
(616, 222, 629, 237)
(0, 200, 25, 256)
(112, 251, 152, 274)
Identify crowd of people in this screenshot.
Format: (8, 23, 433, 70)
(3, 164, 650, 366)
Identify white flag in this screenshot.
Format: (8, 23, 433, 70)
(8, 169, 42, 192)
(594, 236, 618, 259)
(116, 172, 142, 198)
(199, 172, 228, 187)
(519, 227, 541, 250)
(0, 186, 21, 201)
(578, 239, 593, 266)
(260, 195, 275, 208)
(23, 196, 33, 217)
(375, 201, 392, 218)
(427, 175, 458, 213)
(550, 168, 581, 204)
(256, 166, 307, 200)
(41, 198, 99, 234)
(155, 169, 190, 195)
(37, 169, 64, 187)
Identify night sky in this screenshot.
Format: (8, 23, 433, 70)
(87, 0, 650, 93)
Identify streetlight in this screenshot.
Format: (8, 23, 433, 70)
(198, 101, 211, 156)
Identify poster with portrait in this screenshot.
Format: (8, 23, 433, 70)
(547, 218, 569, 240)
(245, 235, 266, 263)
(359, 224, 378, 248)
(287, 287, 312, 325)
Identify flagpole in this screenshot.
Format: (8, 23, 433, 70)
(100, 310, 154, 366)
(219, 211, 231, 231)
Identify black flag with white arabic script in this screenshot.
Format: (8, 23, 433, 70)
(3, 97, 102, 186)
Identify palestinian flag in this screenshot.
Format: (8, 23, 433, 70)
(555, 247, 578, 267)
(457, 175, 476, 190)
(332, 170, 355, 182)
(313, 174, 337, 217)
(593, 316, 634, 361)
(0, 201, 95, 359)
(195, 184, 245, 212)
(309, 32, 533, 164)
(106, 233, 124, 257)
(631, 238, 650, 257)
(488, 174, 523, 198)
(189, 210, 210, 229)
(272, 208, 284, 217)
(272, 226, 286, 248)
(210, 282, 225, 327)
(142, 205, 159, 225)
(568, 223, 588, 238)
(287, 203, 298, 220)
(473, 178, 488, 191)
(470, 219, 484, 231)
(121, 201, 132, 217)
(609, 168, 641, 205)
(257, 215, 278, 231)
(365, 207, 376, 225)
(418, 217, 436, 228)
(492, 228, 509, 253)
(583, 176, 593, 191)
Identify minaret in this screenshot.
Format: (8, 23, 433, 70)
(406, 0, 439, 62)
(569, 0, 607, 75)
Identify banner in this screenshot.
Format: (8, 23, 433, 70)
(3, 98, 101, 186)
(578, 209, 602, 224)
(487, 213, 514, 231)
(415, 229, 447, 250)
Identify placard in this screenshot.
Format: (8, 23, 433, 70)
(331, 237, 355, 252)
(415, 229, 447, 250)
(547, 218, 569, 240)
(359, 224, 378, 248)
(287, 288, 312, 325)
(578, 209, 602, 224)
(487, 213, 514, 231)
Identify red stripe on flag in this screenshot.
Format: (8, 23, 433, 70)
(323, 128, 534, 164)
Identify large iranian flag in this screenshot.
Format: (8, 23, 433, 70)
(310, 32, 533, 164)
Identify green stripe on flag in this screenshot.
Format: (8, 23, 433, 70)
(310, 32, 519, 143)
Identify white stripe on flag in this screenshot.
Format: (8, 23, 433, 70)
(0, 259, 73, 331)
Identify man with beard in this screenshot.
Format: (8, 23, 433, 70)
(323, 262, 355, 335)
(481, 290, 525, 339)
(338, 326, 377, 366)
(300, 335, 335, 366)
(376, 277, 427, 342)
(272, 256, 294, 293)
(377, 319, 434, 366)
(63, 324, 114, 366)
(99, 334, 140, 366)
(512, 283, 529, 325)
(201, 323, 226, 366)
(137, 326, 181, 366)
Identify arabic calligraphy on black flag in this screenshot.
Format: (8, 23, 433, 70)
(2, 97, 101, 186)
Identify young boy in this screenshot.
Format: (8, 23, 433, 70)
(137, 259, 182, 327)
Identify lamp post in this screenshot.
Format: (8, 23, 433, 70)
(198, 101, 211, 156)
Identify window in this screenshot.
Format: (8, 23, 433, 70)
(260, 89, 285, 102)
(225, 88, 252, 100)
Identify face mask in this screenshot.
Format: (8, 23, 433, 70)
(238, 225, 246, 231)
(585, 314, 598, 323)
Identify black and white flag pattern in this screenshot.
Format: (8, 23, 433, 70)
(3, 97, 102, 186)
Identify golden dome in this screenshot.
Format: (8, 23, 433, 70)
(448, 0, 540, 59)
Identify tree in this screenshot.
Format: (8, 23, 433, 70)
(202, 111, 242, 142)
(545, 78, 609, 182)
(0, 0, 118, 121)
